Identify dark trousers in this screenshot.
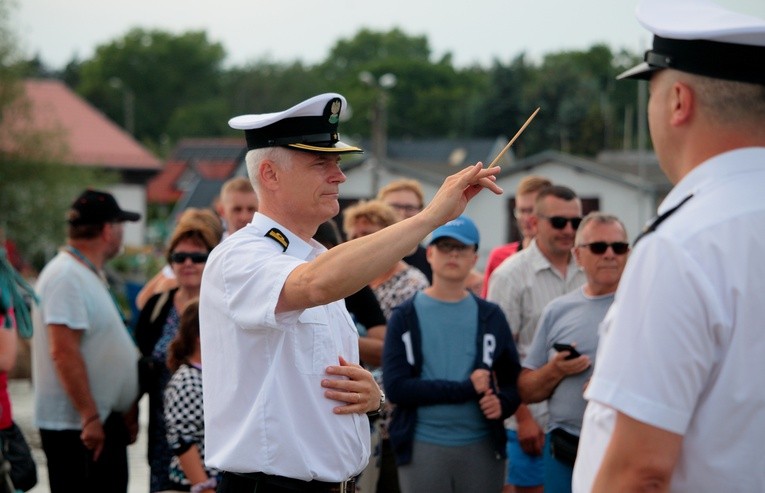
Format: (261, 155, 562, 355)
(217, 472, 356, 493)
(39, 412, 129, 493)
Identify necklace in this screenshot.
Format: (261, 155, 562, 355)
(64, 246, 128, 326)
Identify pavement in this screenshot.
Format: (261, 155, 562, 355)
(8, 378, 152, 493)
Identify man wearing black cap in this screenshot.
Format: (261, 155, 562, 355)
(31, 189, 141, 493)
(573, 1, 765, 492)
(199, 93, 502, 493)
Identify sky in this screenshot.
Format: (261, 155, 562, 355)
(14, 0, 765, 70)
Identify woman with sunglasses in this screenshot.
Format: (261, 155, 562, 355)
(135, 211, 222, 493)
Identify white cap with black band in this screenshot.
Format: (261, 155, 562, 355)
(617, 0, 765, 85)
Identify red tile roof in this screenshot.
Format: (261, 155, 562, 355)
(147, 138, 244, 204)
(15, 79, 161, 170)
(147, 161, 187, 204)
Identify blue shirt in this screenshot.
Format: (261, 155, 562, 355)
(413, 292, 489, 446)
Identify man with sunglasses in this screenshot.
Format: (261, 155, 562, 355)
(573, 1, 765, 492)
(487, 185, 586, 493)
(517, 212, 629, 493)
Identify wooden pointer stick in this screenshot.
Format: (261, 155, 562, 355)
(486, 107, 541, 168)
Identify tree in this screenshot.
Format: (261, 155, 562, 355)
(75, 28, 226, 150)
(476, 44, 643, 156)
(0, 0, 112, 269)
(315, 29, 485, 140)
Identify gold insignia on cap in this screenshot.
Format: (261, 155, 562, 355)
(265, 228, 289, 252)
(329, 100, 341, 124)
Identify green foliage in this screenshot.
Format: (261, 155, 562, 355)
(76, 28, 226, 149)
(224, 60, 328, 115)
(0, 157, 116, 270)
(478, 44, 645, 156)
(0, 0, 115, 269)
(22, 21, 648, 161)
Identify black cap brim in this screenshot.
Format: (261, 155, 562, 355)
(116, 211, 141, 222)
(617, 62, 659, 81)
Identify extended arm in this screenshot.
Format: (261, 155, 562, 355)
(592, 411, 682, 493)
(278, 164, 501, 313)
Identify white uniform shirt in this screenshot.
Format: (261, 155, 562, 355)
(200, 213, 370, 482)
(487, 239, 585, 430)
(573, 148, 765, 493)
(32, 252, 139, 429)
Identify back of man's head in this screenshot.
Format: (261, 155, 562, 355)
(517, 175, 552, 196)
(377, 179, 424, 206)
(221, 176, 255, 200)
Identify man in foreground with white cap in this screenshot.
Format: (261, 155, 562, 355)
(573, 0, 765, 491)
(199, 93, 502, 493)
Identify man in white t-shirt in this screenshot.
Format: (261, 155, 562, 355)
(32, 189, 141, 493)
(200, 93, 503, 493)
(573, 1, 765, 491)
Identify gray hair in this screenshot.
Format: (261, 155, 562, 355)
(575, 212, 628, 245)
(244, 147, 294, 191)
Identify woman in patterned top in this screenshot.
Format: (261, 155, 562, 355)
(164, 299, 217, 493)
(343, 201, 429, 319)
(134, 210, 221, 492)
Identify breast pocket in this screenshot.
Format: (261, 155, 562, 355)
(293, 306, 335, 375)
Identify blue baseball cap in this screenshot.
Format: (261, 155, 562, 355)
(429, 215, 480, 248)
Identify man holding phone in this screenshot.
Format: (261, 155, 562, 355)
(517, 212, 629, 493)
(487, 185, 585, 493)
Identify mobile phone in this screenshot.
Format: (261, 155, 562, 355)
(553, 343, 581, 360)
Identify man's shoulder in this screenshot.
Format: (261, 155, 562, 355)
(491, 246, 533, 278)
(36, 253, 84, 289)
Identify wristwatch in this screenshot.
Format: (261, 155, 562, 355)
(367, 391, 386, 416)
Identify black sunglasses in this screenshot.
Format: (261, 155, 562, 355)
(433, 241, 474, 254)
(170, 252, 209, 264)
(539, 215, 582, 230)
(578, 242, 630, 255)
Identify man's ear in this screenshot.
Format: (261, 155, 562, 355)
(529, 214, 539, 231)
(425, 244, 435, 265)
(670, 81, 695, 127)
(258, 160, 279, 191)
(101, 222, 117, 242)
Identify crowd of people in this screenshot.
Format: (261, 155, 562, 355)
(1, 1, 763, 492)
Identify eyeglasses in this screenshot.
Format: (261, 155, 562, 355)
(578, 242, 630, 255)
(170, 252, 209, 264)
(433, 241, 474, 254)
(539, 215, 582, 230)
(388, 203, 422, 214)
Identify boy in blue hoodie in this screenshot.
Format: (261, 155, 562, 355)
(384, 215, 521, 493)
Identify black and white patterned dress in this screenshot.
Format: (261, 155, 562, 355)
(164, 363, 218, 486)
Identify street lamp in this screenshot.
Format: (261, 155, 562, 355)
(359, 71, 397, 195)
(109, 78, 136, 136)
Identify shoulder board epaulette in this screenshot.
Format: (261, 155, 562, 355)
(265, 228, 289, 252)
